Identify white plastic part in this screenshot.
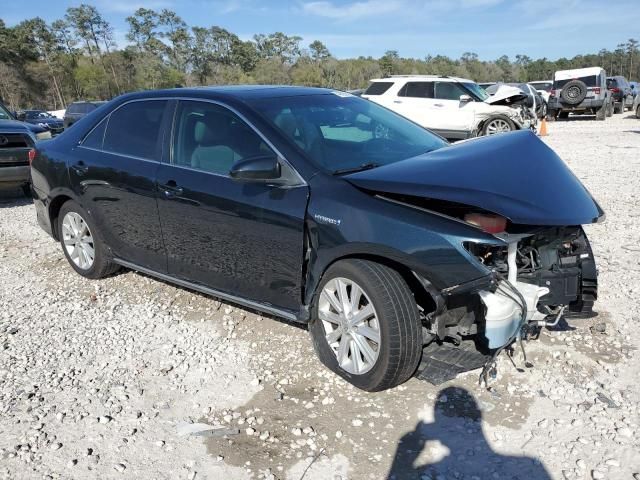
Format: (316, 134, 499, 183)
(480, 281, 549, 349)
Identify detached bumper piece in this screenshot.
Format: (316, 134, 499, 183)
(415, 340, 491, 385)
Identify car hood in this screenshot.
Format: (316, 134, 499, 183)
(485, 85, 528, 105)
(29, 117, 62, 126)
(0, 119, 39, 134)
(345, 130, 603, 226)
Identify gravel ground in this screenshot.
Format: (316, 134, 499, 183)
(1, 113, 639, 480)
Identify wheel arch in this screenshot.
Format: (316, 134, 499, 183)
(475, 113, 520, 137)
(48, 193, 75, 240)
(303, 251, 439, 322)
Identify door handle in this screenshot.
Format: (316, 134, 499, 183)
(393, 100, 403, 104)
(71, 161, 88, 175)
(433, 103, 445, 107)
(159, 181, 183, 198)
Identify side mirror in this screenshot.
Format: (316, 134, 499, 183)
(230, 154, 281, 182)
(459, 94, 472, 104)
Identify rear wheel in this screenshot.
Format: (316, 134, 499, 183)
(482, 115, 515, 136)
(21, 184, 32, 198)
(607, 101, 614, 117)
(546, 109, 557, 121)
(595, 104, 606, 121)
(309, 259, 422, 392)
(636, 104, 640, 119)
(58, 200, 119, 279)
(558, 111, 569, 119)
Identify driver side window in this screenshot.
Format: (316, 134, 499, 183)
(434, 82, 467, 100)
(173, 101, 273, 176)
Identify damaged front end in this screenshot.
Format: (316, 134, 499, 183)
(345, 130, 602, 361)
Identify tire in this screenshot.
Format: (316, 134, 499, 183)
(559, 80, 587, 105)
(546, 109, 557, 121)
(615, 100, 624, 114)
(607, 102, 613, 117)
(558, 111, 570, 119)
(636, 105, 640, 119)
(540, 101, 548, 119)
(309, 259, 422, 392)
(21, 184, 32, 198)
(595, 104, 606, 121)
(58, 200, 120, 279)
(481, 115, 515, 136)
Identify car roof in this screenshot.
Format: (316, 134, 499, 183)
(554, 67, 604, 80)
(369, 75, 476, 84)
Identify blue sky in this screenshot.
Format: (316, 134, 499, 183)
(3, 0, 639, 60)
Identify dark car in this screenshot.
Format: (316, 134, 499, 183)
(606, 76, 634, 113)
(0, 101, 43, 195)
(17, 110, 64, 136)
(63, 101, 107, 129)
(31, 87, 603, 392)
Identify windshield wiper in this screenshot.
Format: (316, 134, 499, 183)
(333, 162, 380, 175)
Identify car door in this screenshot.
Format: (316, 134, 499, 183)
(390, 81, 437, 130)
(69, 99, 170, 272)
(432, 82, 476, 136)
(156, 99, 309, 312)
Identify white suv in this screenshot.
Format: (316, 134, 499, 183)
(362, 75, 535, 140)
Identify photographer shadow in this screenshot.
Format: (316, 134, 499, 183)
(387, 386, 551, 480)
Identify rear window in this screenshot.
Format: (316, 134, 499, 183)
(530, 82, 553, 92)
(554, 76, 598, 88)
(102, 100, 167, 160)
(364, 82, 393, 95)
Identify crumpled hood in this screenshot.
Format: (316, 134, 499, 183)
(0, 119, 40, 135)
(345, 130, 603, 226)
(485, 85, 528, 105)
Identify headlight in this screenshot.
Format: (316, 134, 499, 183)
(35, 131, 52, 140)
(37, 122, 49, 128)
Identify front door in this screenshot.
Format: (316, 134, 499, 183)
(69, 99, 170, 272)
(432, 81, 476, 137)
(156, 100, 309, 312)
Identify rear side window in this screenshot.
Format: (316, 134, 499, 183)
(103, 100, 167, 160)
(67, 104, 81, 114)
(555, 76, 598, 88)
(398, 82, 434, 98)
(364, 82, 393, 95)
(82, 118, 108, 149)
(434, 82, 467, 100)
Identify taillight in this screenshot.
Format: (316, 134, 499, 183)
(28, 149, 36, 165)
(549, 89, 556, 97)
(610, 87, 620, 93)
(590, 87, 601, 94)
(464, 213, 507, 234)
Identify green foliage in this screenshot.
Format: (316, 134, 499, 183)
(1, 6, 639, 110)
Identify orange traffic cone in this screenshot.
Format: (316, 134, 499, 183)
(538, 118, 548, 137)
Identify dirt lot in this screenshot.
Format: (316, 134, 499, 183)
(1, 113, 639, 480)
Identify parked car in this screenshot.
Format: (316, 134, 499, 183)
(548, 67, 612, 120)
(17, 110, 64, 136)
(633, 93, 640, 118)
(362, 75, 535, 140)
(63, 101, 107, 129)
(485, 83, 546, 119)
(529, 81, 553, 103)
(606, 76, 634, 113)
(629, 81, 639, 99)
(31, 87, 602, 392)
(478, 82, 495, 90)
(0, 101, 39, 195)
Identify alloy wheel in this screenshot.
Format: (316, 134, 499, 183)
(485, 118, 512, 135)
(318, 277, 381, 375)
(62, 212, 95, 270)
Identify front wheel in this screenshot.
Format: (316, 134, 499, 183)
(309, 259, 422, 392)
(615, 101, 624, 114)
(482, 115, 515, 136)
(58, 200, 120, 279)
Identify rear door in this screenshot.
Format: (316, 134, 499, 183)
(156, 99, 309, 312)
(69, 99, 170, 272)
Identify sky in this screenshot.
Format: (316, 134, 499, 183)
(3, 0, 640, 60)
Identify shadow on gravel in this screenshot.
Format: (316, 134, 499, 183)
(387, 387, 551, 480)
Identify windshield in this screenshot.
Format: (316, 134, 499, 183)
(530, 82, 552, 92)
(250, 93, 448, 174)
(0, 103, 14, 120)
(462, 82, 489, 101)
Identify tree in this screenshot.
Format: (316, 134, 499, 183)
(309, 40, 331, 62)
